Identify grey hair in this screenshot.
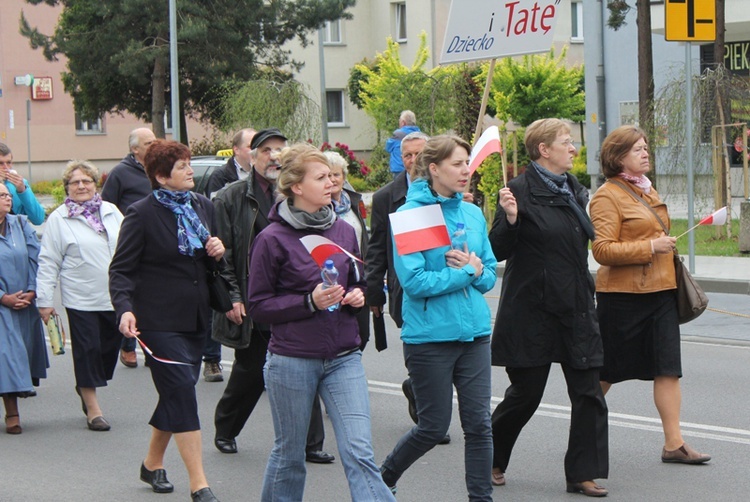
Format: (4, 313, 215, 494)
(0, 142, 11, 157)
(401, 131, 430, 147)
(323, 151, 348, 175)
(400, 110, 417, 126)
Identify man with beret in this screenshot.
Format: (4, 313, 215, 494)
(211, 128, 335, 464)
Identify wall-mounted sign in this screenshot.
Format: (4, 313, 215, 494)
(31, 76, 53, 100)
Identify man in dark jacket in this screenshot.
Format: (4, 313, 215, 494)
(101, 127, 155, 368)
(211, 128, 334, 464)
(203, 128, 255, 199)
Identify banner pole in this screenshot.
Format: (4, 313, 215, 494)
(473, 59, 507, 186)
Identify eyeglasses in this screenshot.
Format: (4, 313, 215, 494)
(557, 139, 575, 147)
(67, 179, 95, 187)
(0, 193, 12, 199)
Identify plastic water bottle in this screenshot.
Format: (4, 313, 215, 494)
(321, 259, 340, 311)
(451, 223, 467, 251)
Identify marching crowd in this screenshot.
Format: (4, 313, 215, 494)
(0, 114, 711, 501)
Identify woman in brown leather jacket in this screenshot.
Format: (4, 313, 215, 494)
(590, 125, 710, 465)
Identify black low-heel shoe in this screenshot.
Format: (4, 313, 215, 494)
(140, 463, 174, 493)
(191, 487, 219, 501)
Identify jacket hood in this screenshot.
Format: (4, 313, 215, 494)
(407, 178, 463, 209)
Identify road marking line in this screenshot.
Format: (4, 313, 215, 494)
(367, 379, 750, 445)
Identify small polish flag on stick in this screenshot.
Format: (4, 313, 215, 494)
(299, 235, 362, 267)
(389, 204, 450, 255)
(675, 206, 728, 239)
(469, 126, 502, 176)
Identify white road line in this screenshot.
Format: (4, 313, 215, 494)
(367, 379, 750, 446)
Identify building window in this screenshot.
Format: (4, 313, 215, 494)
(323, 19, 342, 44)
(571, 0, 583, 42)
(394, 2, 407, 43)
(75, 112, 104, 134)
(326, 90, 345, 127)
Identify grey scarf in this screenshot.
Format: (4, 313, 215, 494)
(277, 198, 336, 230)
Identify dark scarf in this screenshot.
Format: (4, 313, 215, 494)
(153, 189, 210, 256)
(531, 161, 596, 241)
(277, 198, 336, 231)
(65, 193, 105, 234)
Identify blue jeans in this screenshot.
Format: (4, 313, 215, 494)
(382, 336, 493, 501)
(261, 351, 395, 502)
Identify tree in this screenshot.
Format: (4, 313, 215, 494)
(486, 48, 585, 127)
(606, 0, 654, 154)
(20, 0, 354, 141)
(351, 33, 459, 137)
(217, 79, 321, 144)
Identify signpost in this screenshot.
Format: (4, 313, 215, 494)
(665, 0, 715, 272)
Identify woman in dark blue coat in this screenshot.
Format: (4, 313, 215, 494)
(109, 140, 224, 502)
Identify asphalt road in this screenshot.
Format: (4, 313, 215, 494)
(2, 289, 749, 501)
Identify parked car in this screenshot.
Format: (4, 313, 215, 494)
(190, 153, 230, 195)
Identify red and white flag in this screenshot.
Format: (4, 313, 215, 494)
(698, 206, 728, 226)
(299, 235, 362, 267)
(389, 204, 450, 255)
(469, 126, 502, 175)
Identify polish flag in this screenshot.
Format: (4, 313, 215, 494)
(389, 204, 450, 255)
(698, 206, 728, 226)
(299, 235, 362, 267)
(469, 126, 502, 175)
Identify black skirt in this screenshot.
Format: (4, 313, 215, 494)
(596, 290, 682, 383)
(139, 330, 204, 433)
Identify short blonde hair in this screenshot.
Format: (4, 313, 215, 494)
(62, 160, 99, 194)
(276, 144, 331, 199)
(524, 118, 571, 161)
(412, 135, 471, 182)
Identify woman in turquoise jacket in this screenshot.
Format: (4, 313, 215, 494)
(380, 135, 497, 501)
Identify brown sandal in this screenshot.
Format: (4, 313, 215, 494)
(5, 414, 22, 435)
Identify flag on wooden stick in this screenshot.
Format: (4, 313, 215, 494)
(469, 126, 502, 175)
(698, 206, 727, 226)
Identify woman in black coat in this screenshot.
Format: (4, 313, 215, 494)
(489, 119, 608, 497)
(109, 140, 224, 502)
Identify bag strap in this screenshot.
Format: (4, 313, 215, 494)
(607, 179, 670, 235)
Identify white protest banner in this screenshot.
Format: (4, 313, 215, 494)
(440, 0, 562, 65)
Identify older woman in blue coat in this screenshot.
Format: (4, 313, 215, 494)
(0, 182, 48, 434)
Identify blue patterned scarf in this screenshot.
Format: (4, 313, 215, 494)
(65, 193, 105, 234)
(153, 189, 210, 256)
(332, 190, 351, 216)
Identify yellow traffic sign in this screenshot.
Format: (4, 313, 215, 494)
(665, 0, 716, 42)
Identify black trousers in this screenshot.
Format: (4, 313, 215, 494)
(491, 364, 609, 482)
(213, 329, 325, 450)
(65, 309, 120, 388)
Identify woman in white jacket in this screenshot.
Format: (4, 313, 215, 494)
(37, 160, 123, 431)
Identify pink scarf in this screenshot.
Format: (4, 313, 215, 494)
(617, 172, 651, 194)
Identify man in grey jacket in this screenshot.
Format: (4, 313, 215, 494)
(211, 128, 334, 464)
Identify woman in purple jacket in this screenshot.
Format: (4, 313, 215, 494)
(247, 143, 395, 502)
